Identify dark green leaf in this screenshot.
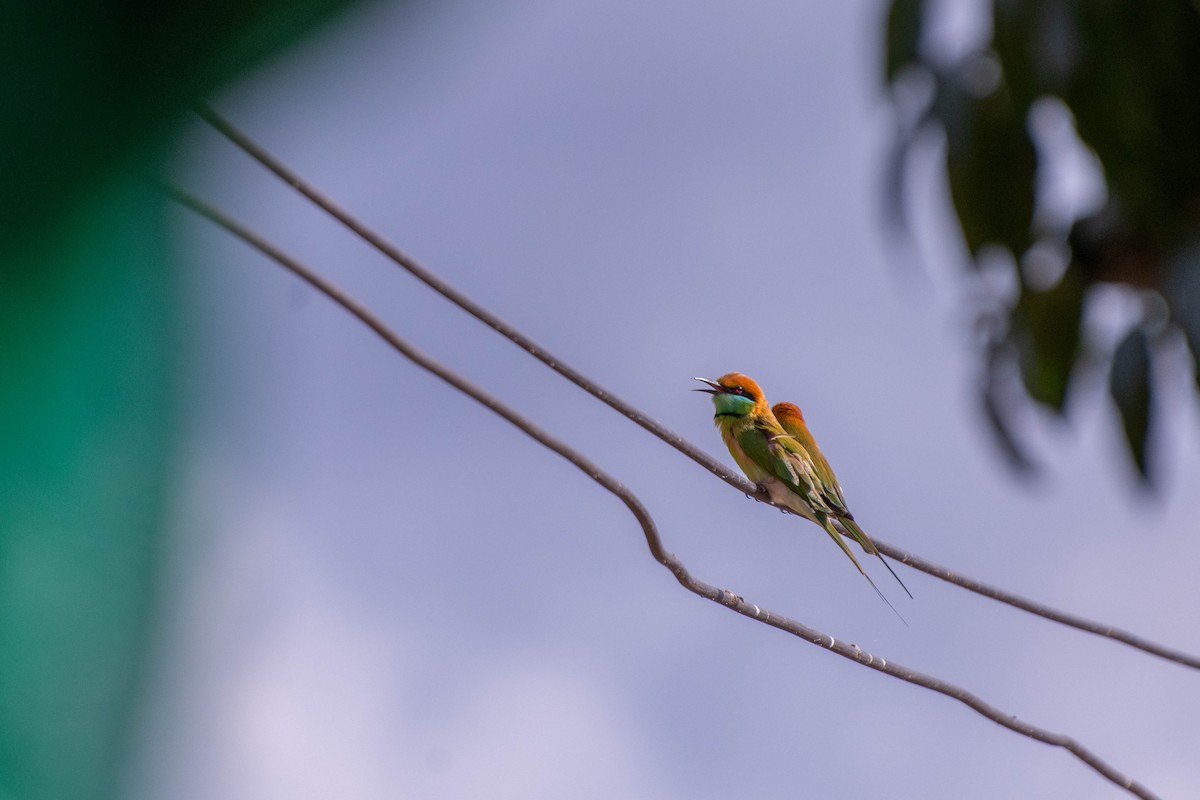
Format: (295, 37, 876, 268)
(0, 3, 365, 799)
(1109, 327, 1155, 484)
(882, 105, 935, 239)
(884, 0, 925, 84)
(882, 0, 1200, 492)
(981, 379, 1038, 475)
(1066, 2, 1200, 245)
(939, 77, 1037, 258)
(1012, 266, 1085, 411)
(991, 0, 1065, 106)
(0, 175, 172, 800)
(0, 0, 359, 261)
(1163, 245, 1200, 393)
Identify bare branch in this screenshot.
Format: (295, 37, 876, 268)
(167, 185, 1162, 799)
(194, 105, 1200, 675)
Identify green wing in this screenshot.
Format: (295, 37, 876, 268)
(740, 417, 914, 604)
(767, 419, 915, 602)
(778, 430, 875, 554)
(772, 428, 885, 559)
(777, 428, 851, 513)
(765, 428, 847, 515)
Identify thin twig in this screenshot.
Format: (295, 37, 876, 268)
(193, 106, 1200, 673)
(168, 185, 1161, 800)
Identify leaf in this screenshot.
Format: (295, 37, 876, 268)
(990, 0, 1059, 107)
(938, 75, 1037, 258)
(884, 0, 925, 84)
(0, 0, 359, 261)
(980, 346, 1038, 475)
(882, 0, 1200, 492)
(0, 175, 173, 800)
(882, 104, 936, 240)
(1065, 2, 1200, 244)
(1109, 327, 1155, 484)
(0, 3, 365, 800)
(1012, 265, 1085, 411)
(1162, 245, 1200, 393)
(981, 381, 1038, 476)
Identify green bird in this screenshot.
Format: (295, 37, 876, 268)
(695, 372, 910, 610)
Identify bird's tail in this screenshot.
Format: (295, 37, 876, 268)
(837, 516, 913, 600)
(817, 513, 908, 626)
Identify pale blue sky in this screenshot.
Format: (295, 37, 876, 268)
(136, 1, 1200, 797)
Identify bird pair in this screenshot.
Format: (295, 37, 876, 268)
(696, 373, 911, 611)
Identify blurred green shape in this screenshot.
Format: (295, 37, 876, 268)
(1012, 267, 1085, 412)
(0, 172, 172, 800)
(882, 0, 1200, 489)
(1110, 327, 1154, 485)
(0, 1, 359, 798)
(941, 80, 1037, 259)
(0, 0, 355, 258)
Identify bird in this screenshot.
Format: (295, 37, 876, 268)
(694, 372, 911, 613)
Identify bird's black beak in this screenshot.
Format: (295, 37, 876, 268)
(693, 377, 723, 394)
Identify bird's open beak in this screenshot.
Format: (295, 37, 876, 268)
(693, 377, 722, 394)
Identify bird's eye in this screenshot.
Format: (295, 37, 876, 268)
(734, 386, 745, 395)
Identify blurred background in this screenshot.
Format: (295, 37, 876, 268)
(4, 1, 1199, 798)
